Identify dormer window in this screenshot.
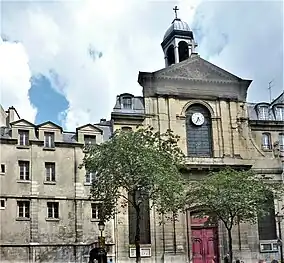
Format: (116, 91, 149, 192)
(44, 132, 55, 148)
(258, 106, 269, 120)
(122, 97, 132, 109)
(84, 135, 96, 150)
(18, 130, 29, 146)
(275, 106, 284, 121)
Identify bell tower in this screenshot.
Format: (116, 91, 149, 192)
(161, 6, 197, 67)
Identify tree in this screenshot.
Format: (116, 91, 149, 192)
(187, 167, 283, 263)
(81, 127, 186, 263)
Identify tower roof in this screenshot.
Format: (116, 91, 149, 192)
(162, 18, 194, 48)
(163, 19, 191, 41)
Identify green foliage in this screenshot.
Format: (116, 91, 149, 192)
(80, 126, 186, 221)
(188, 167, 283, 229)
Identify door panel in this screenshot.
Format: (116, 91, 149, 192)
(192, 229, 204, 263)
(204, 229, 216, 263)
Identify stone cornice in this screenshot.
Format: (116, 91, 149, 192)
(154, 75, 243, 85)
(0, 194, 90, 201)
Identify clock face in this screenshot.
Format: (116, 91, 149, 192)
(191, 112, 205, 126)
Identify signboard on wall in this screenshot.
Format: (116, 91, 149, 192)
(129, 248, 151, 258)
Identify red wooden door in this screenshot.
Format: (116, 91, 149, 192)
(192, 228, 218, 263)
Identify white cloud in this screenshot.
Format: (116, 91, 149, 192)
(191, 1, 283, 101)
(1, 0, 283, 131)
(0, 38, 37, 123)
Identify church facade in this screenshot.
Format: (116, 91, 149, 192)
(1, 12, 284, 263)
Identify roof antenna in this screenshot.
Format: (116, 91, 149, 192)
(268, 80, 274, 103)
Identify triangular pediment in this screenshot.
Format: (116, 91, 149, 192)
(76, 124, 103, 134)
(37, 121, 62, 131)
(154, 55, 241, 82)
(10, 119, 35, 128)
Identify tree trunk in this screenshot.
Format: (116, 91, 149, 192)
(135, 204, 141, 263)
(227, 228, 233, 263)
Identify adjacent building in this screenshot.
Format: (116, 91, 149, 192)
(0, 107, 115, 262)
(1, 11, 284, 263)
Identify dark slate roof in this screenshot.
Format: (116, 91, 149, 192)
(58, 122, 112, 144)
(112, 94, 145, 115)
(271, 92, 284, 105)
(0, 123, 112, 143)
(247, 103, 258, 120)
(62, 132, 77, 143)
(247, 103, 276, 121)
(94, 122, 112, 142)
(247, 92, 284, 121)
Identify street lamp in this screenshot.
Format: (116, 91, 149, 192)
(98, 220, 106, 263)
(275, 212, 283, 263)
(98, 220, 105, 236)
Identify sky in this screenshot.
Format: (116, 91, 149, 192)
(0, 0, 283, 131)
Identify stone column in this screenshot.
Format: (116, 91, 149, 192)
(174, 46, 179, 64)
(164, 55, 168, 67)
(174, 39, 179, 64)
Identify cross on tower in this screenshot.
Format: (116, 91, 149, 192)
(173, 6, 179, 19)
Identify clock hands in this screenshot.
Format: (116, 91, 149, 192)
(191, 112, 204, 126)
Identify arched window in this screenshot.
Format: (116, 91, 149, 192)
(261, 133, 271, 150)
(178, 41, 189, 62)
(257, 192, 277, 240)
(185, 104, 213, 157)
(166, 45, 175, 66)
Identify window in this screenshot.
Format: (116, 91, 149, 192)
(122, 97, 132, 109)
(47, 202, 59, 219)
(258, 106, 269, 120)
(17, 201, 30, 218)
(44, 132, 55, 148)
(275, 107, 284, 121)
(185, 104, 213, 157)
(45, 163, 55, 182)
(121, 127, 132, 132)
(279, 133, 284, 150)
(85, 172, 95, 184)
(261, 133, 272, 150)
(128, 191, 151, 244)
(178, 41, 189, 62)
(19, 161, 29, 180)
(84, 135, 96, 148)
(18, 130, 29, 146)
(1, 164, 5, 173)
(258, 193, 277, 240)
(166, 45, 175, 66)
(91, 203, 102, 220)
(0, 199, 5, 209)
